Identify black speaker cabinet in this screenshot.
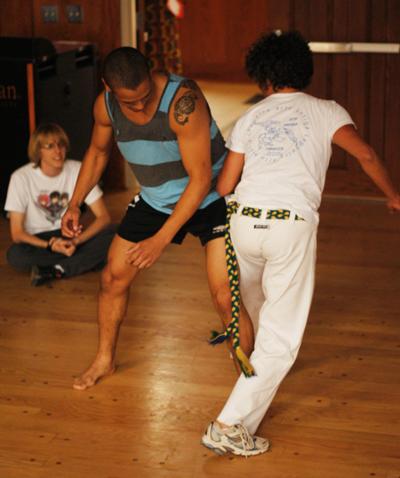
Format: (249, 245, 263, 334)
(0, 37, 98, 207)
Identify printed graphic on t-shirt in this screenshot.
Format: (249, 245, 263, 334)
(248, 104, 311, 163)
(37, 191, 69, 224)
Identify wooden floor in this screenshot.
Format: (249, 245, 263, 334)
(1, 191, 400, 478)
(1, 82, 400, 477)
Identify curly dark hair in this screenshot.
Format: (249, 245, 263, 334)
(245, 30, 313, 91)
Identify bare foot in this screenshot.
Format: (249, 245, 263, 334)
(73, 358, 116, 391)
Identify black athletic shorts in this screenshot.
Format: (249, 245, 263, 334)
(118, 195, 227, 246)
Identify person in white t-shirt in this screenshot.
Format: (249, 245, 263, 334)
(5, 123, 115, 286)
(201, 31, 400, 457)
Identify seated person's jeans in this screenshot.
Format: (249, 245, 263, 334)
(6, 225, 116, 277)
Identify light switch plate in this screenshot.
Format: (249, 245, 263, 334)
(41, 5, 59, 23)
(66, 5, 84, 23)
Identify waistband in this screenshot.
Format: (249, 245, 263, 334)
(228, 201, 304, 221)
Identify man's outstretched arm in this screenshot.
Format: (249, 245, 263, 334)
(333, 124, 400, 211)
(71, 197, 111, 246)
(62, 93, 114, 238)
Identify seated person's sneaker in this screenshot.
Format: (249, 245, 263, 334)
(201, 421, 269, 457)
(30, 264, 65, 286)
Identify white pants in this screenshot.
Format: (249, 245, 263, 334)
(217, 210, 318, 434)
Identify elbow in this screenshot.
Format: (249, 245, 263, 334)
(104, 213, 112, 226)
(11, 233, 22, 244)
(100, 212, 112, 228)
(216, 178, 233, 197)
(216, 184, 231, 197)
(204, 173, 212, 195)
(195, 169, 212, 197)
(204, 167, 212, 185)
(357, 145, 376, 165)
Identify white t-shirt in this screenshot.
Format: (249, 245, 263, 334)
(5, 159, 103, 235)
(226, 92, 354, 222)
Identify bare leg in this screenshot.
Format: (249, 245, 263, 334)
(205, 237, 254, 373)
(73, 235, 140, 390)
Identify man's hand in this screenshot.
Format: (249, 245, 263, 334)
(125, 235, 168, 269)
(61, 205, 83, 238)
(51, 238, 77, 256)
(387, 195, 400, 212)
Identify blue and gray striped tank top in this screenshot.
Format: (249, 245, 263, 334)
(105, 73, 227, 214)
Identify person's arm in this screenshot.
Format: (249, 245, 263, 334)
(9, 211, 51, 249)
(61, 92, 114, 238)
(72, 197, 111, 246)
(333, 124, 400, 211)
(9, 211, 74, 255)
(216, 150, 245, 196)
(126, 80, 213, 269)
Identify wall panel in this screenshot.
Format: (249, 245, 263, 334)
(32, 0, 121, 59)
(0, 0, 125, 190)
(179, 0, 271, 81)
(178, 0, 400, 197)
(0, 1, 33, 36)
(385, 0, 400, 185)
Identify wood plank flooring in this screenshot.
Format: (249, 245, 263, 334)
(1, 191, 399, 478)
(1, 80, 400, 477)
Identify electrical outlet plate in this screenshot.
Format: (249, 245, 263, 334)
(66, 5, 83, 23)
(41, 5, 59, 23)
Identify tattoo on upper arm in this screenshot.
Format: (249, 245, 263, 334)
(174, 85, 199, 126)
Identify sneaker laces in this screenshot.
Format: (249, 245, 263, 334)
(230, 424, 255, 457)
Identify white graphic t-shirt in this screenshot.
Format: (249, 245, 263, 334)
(5, 160, 102, 235)
(226, 92, 354, 222)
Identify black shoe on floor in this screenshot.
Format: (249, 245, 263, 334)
(30, 265, 64, 287)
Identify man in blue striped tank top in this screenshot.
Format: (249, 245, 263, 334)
(61, 48, 254, 391)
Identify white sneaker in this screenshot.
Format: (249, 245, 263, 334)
(201, 421, 270, 457)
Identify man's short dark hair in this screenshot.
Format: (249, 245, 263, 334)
(245, 31, 313, 91)
(102, 47, 150, 90)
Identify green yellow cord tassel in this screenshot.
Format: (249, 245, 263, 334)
(209, 201, 256, 378)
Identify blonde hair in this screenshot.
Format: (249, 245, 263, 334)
(28, 123, 70, 166)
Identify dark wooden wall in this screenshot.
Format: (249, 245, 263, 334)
(1, 1, 399, 196)
(179, 0, 400, 197)
(0, 0, 125, 190)
(0, 0, 34, 36)
(0, 0, 121, 67)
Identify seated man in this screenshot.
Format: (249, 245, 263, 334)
(5, 123, 115, 286)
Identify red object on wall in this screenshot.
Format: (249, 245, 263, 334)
(167, 0, 184, 18)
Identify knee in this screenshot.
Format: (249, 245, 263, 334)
(96, 225, 117, 246)
(6, 244, 30, 271)
(100, 265, 130, 295)
(211, 284, 232, 322)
